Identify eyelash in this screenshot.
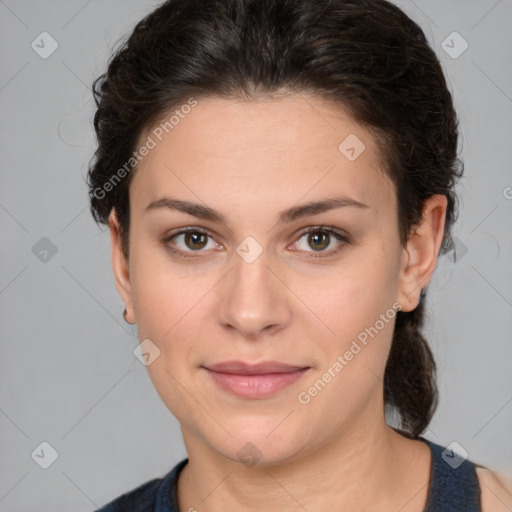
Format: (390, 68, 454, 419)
(161, 226, 350, 260)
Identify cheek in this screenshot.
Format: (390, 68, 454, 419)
(294, 271, 399, 429)
(294, 246, 399, 339)
(291, 243, 400, 411)
(130, 255, 212, 427)
(129, 243, 220, 367)
(130, 241, 194, 323)
(132, 270, 205, 351)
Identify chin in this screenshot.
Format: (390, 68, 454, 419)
(211, 416, 306, 467)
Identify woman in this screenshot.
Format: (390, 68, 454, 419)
(87, 0, 511, 510)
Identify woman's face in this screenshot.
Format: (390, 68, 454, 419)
(110, 94, 442, 465)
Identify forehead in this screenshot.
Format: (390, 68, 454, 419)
(131, 94, 394, 216)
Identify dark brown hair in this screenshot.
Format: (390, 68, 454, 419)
(87, 0, 463, 437)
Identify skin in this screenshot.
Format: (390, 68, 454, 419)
(109, 93, 451, 511)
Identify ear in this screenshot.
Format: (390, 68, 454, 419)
(396, 194, 448, 312)
(109, 209, 135, 324)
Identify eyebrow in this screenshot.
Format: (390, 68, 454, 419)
(144, 195, 369, 224)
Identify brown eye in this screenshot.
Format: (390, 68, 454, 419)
(307, 230, 330, 251)
(184, 232, 208, 250)
(162, 228, 218, 258)
(293, 227, 349, 258)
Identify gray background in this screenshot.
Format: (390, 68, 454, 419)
(1, 0, 511, 510)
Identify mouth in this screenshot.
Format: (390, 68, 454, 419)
(202, 360, 311, 399)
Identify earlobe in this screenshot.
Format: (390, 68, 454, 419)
(109, 209, 135, 323)
(396, 194, 448, 312)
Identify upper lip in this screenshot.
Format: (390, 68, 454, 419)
(204, 360, 309, 375)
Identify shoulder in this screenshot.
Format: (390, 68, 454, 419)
(94, 458, 188, 512)
(95, 476, 163, 511)
(475, 466, 512, 512)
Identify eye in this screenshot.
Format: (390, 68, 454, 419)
(162, 228, 220, 258)
(291, 226, 349, 258)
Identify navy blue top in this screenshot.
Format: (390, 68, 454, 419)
(94, 435, 482, 511)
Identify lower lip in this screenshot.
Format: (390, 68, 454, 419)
(204, 368, 310, 399)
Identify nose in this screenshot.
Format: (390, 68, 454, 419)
(216, 245, 292, 339)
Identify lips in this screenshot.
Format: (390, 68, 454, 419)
(202, 360, 310, 399)
(205, 360, 309, 375)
